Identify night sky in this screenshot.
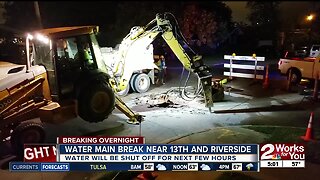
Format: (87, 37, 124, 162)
(224, 1, 320, 25)
(1, 1, 319, 27)
(0, 2, 5, 24)
(1, 1, 320, 61)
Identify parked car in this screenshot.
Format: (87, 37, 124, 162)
(310, 44, 320, 58)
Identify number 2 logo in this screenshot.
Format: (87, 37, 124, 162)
(260, 144, 274, 160)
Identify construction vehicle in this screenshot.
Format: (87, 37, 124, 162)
(101, 12, 224, 104)
(0, 12, 223, 154)
(100, 43, 156, 96)
(0, 26, 142, 153)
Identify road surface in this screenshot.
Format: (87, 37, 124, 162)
(1, 57, 319, 180)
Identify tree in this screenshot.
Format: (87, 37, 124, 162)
(247, 2, 280, 26)
(0, 2, 6, 24)
(39, 2, 118, 28)
(180, 3, 217, 48)
(4, 1, 38, 31)
(179, 1, 232, 52)
(108, 1, 231, 49)
(206, 1, 233, 49)
(3, 1, 232, 51)
(109, 1, 182, 46)
(309, 6, 320, 44)
(246, 2, 281, 40)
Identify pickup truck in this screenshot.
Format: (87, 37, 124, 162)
(278, 56, 319, 84)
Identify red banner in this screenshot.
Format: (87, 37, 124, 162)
(24, 144, 57, 162)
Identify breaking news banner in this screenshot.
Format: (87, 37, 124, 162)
(56, 136, 145, 144)
(260, 143, 305, 168)
(10, 136, 260, 172)
(23, 136, 145, 162)
(54, 143, 259, 172)
(57, 144, 258, 162)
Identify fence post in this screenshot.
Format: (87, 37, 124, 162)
(254, 60, 258, 80)
(230, 53, 235, 80)
(253, 54, 257, 80)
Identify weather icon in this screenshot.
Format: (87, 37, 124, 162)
(200, 164, 211, 171)
(246, 163, 254, 170)
(156, 164, 166, 171)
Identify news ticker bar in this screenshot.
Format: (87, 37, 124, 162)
(58, 144, 259, 154)
(260, 160, 305, 168)
(9, 162, 260, 172)
(22, 140, 306, 171)
(57, 144, 259, 163)
(58, 154, 257, 163)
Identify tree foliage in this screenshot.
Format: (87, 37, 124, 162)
(247, 2, 280, 26)
(3, 1, 232, 50)
(179, 1, 232, 50)
(180, 3, 217, 47)
(39, 2, 118, 27)
(312, 6, 320, 34)
(246, 2, 281, 39)
(4, 1, 38, 31)
(109, 1, 182, 46)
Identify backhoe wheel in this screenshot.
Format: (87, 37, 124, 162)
(212, 86, 225, 102)
(78, 83, 115, 123)
(11, 120, 45, 157)
(132, 73, 151, 93)
(116, 83, 130, 96)
(130, 74, 138, 92)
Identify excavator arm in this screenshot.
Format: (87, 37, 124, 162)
(160, 29, 214, 108)
(112, 12, 220, 109)
(150, 13, 215, 108)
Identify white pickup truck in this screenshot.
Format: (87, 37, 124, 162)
(278, 56, 319, 84)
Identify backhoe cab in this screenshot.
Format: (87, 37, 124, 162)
(26, 26, 115, 123)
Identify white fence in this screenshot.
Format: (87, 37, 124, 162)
(223, 55, 265, 80)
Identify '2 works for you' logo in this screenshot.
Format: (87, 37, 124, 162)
(260, 143, 305, 160)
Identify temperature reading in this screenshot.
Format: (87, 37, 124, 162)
(143, 163, 154, 171)
(292, 162, 300, 166)
(187, 163, 198, 171)
(233, 165, 241, 169)
(232, 163, 242, 171)
(282, 160, 305, 168)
